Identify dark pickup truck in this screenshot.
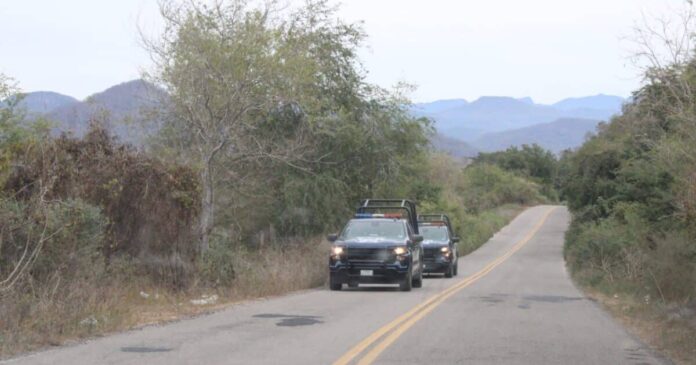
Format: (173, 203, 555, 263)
(418, 214, 459, 278)
(328, 199, 424, 291)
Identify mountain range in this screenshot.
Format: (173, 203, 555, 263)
(9, 80, 625, 157)
(412, 94, 624, 155)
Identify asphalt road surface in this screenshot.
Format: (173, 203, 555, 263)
(4, 206, 669, 365)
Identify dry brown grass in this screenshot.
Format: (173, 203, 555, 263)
(0, 238, 328, 360)
(582, 288, 696, 365)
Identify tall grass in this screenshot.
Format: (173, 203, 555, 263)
(0, 237, 327, 359)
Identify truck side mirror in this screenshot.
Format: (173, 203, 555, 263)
(412, 235, 423, 243)
(452, 237, 460, 243)
(327, 233, 338, 242)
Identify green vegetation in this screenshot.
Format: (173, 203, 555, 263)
(476, 144, 560, 201)
(420, 153, 548, 255)
(560, 56, 696, 303)
(557, 9, 696, 362)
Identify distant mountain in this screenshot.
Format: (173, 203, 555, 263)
(44, 80, 167, 144)
(472, 118, 602, 154)
(430, 133, 478, 158)
(516, 97, 535, 105)
(411, 99, 468, 115)
(552, 94, 624, 111)
(428, 96, 562, 141)
(414, 94, 624, 148)
(18, 91, 79, 114)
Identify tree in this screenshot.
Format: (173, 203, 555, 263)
(145, 0, 381, 251)
(0, 74, 29, 187)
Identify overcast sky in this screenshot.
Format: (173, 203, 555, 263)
(0, 0, 683, 104)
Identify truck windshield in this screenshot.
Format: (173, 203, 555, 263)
(340, 220, 406, 241)
(419, 226, 449, 241)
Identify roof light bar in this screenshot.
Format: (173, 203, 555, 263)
(420, 221, 446, 226)
(354, 213, 403, 219)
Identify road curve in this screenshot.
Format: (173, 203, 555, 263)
(3, 206, 668, 365)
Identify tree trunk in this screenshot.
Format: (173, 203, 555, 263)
(199, 162, 214, 253)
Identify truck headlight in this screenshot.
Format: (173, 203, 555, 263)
(332, 246, 344, 255)
(394, 247, 407, 255)
(440, 247, 450, 253)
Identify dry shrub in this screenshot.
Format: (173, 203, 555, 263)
(199, 235, 328, 297)
(648, 232, 696, 302)
(4, 124, 199, 285)
(0, 198, 137, 358)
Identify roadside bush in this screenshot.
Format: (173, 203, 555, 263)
(475, 144, 559, 201)
(457, 207, 518, 255)
(0, 198, 106, 287)
(0, 197, 133, 356)
(648, 232, 696, 301)
(565, 202, 696, 302)
(420, 153, 543, 256)
(198, 233, 327, 296)
(3, 125, 200, 286)
(457, 164, 545, 213)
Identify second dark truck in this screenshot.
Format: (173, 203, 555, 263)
(418, 214, 459, 278)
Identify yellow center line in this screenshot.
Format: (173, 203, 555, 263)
(332, 207, 556, 365)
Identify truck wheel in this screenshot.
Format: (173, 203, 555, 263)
(412, 270, 423, 288)
(399, 268, 412, 292)
(412, 262, 423, 288)
(445, 263, 454, 278)
(329, 276, 342, 291)
(453, 260, 459, 276)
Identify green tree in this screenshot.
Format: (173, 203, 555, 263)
(146, 1, 432, 249)
(475, 144, 558, 200)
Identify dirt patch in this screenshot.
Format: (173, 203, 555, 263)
(583, 289, 696, 365)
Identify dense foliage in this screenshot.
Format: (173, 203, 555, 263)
(560, 57, 696, 302)
(475, 144, 560, 201)
(418, 153, 547, 255)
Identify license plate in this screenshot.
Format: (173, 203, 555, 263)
(360, 270, 373, 276)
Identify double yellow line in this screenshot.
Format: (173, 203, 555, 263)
(332, 207, 556, 365)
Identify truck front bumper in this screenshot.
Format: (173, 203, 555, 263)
(423, 256, 453, 273)
(329, 261, 410, 284)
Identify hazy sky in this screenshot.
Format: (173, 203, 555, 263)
(0, 0, 683, 104)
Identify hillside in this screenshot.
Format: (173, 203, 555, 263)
(472, 118, 601, 154)
(18, 91, 79, 114)
(429, 133, 478, 158)
(45, 80, 166, 144)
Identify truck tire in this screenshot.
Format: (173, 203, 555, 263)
(453, 260, 459, 276)
(329, 276, 342, 291)
(445, 263, 454, 278)
(399, 268, 413, 292)
(412, 262, 423, 288)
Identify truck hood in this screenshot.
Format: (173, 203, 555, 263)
(422, 240, 448, 248)
(337, 238, 406, 248)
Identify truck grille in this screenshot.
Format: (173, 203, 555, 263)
(346, 248, 394, 262)
(424, 248, 438, 259)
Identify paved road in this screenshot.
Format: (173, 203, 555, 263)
(4, 206, 668, 365)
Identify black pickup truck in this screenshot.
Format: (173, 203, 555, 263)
(418, 214, 459, 278)
(328, 199, 424, 291)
